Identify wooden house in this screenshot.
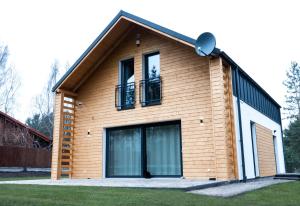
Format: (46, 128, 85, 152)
(51, 11, 285, 181)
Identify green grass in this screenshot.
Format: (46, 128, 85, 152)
(0, 182, 299, 206)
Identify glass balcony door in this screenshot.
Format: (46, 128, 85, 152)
(120, 58, 135, 109)
(143, 52, 161, 105)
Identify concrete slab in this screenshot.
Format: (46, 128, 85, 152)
(0, 178, 223, 189)
(190, 178, 291, 197)
(0, 167, 51, 172)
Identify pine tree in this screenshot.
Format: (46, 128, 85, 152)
(283, 61, 300, 172)
(283, 62, 300, 120)
(283, 119, 300, 172)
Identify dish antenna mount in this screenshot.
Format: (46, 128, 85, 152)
(195, 32, 216, 56)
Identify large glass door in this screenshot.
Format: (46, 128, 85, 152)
(146, 124, 181, 176)
(106, 121, 182, 178)
(106, 128, 142, 177)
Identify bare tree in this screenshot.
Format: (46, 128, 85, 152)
(0, 43, 20, 114)
(0, 45, 9, 86)
(26, 60, 59, 139)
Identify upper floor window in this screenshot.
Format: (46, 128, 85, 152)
(115, 58, 135, 110)
(140, 52, 162, 106)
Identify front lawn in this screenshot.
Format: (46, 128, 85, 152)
(0, 181, 299, 206)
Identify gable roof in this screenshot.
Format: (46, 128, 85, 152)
(52, 10, 196, 92)
(52, 10, 281, 109)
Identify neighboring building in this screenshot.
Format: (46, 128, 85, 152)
(0, 111, 51, 168)
(51, 11, 285, 181)
(0, 110, 50, 148)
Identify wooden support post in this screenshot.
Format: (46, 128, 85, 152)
(51, 92, 64, 180)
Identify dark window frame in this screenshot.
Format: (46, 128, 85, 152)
(272, 135, 278, 174)
(115, 58, 135, 110)
(140, 51, 162, 106)
(105, 120, 183, 178)
(250, 121, 258, 177)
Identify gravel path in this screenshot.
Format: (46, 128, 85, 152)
(190, 177, 291, 197)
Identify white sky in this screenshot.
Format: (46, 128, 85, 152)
(0, 0, 299, 127)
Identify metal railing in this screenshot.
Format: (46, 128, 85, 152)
(115, 82, 136, 110)
(139, 77, 162, 106)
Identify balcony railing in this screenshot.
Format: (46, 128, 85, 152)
(115, 82, 135, 110)
(139, 77, 162, 106)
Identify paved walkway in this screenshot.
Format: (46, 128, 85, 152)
(0, 178, 222, 189)
(0, 177, 291, 197)
(190, 178, 291, 197)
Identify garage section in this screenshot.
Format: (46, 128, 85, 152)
(255, 124, 276, 177)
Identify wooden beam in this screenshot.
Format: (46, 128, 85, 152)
(63, 106, 75, 110)
(64, 100, 75, 105)
(57, 89, 78, 97)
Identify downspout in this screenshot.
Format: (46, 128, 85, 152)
(278, 111, 285, 173)
(234, 66, 247, 182)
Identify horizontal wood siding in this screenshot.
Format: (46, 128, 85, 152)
(209, 58, 237, 180)
(255, 123, 276, 177)
(59, 26, 235, 180)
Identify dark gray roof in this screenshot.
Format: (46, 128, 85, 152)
(52, 10, 280, 109)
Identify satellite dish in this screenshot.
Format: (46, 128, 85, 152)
(195, 32, 216, 56)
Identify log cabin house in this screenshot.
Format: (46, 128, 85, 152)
(51, 11, 285, 181)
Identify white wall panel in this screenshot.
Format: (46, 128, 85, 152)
(233, 96, 285, 180)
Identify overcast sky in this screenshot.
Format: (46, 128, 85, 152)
(0, 0, 299, 126)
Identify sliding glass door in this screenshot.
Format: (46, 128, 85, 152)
(106, 121, 182, 177)
(106, 128, 142, 177)
(146, 124, 181, 176)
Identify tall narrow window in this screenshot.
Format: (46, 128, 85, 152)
(115, 58, 135, 110)
(140, 52, 161, 106)
(250, 122, 259, 177)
